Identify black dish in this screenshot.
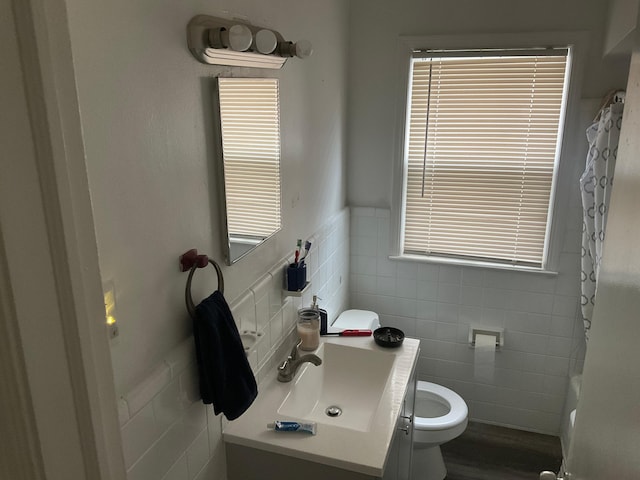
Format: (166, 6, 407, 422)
(373, 327, 405, 348)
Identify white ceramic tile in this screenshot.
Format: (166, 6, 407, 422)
(352, 214, 378, 237)
(460, 286, 483, 306)
(518, 353, 546, 374)
(356, 274, 377, 295)
(206, 407, 223, 457)
(544, 355, 570, 376)
(383, 313, 416, 336)
(118, 397, 130, 427)
(396, 262, 418, 280)
(161, 454, 189, 480)
(352, 206, 376, 217)
(268, 257, 289, 281)
(250, 274, 271, 304)
(508, 332, 549, 354)
(543, 374, 569, 396)
(483, 270, 513, 290)
(153, 377, 184, 431)
(453, 343, 475, 363)
(462, 267, 485, 286)
(254, 292, 270, 332)
(437, 283, 460, 304)
(417, 264, 440, 282)
(125, 363, 172, 417)
(121, 402, 161, 469)
(435, 322, 458, 342)
(164, 339, 196, 378)
(186, 427, 209, 480)
(396, 277, 418, 299)
(352, 255, 377, 275)
(439, 265, 462, 284)
(518, 371, 546, 393)
(269, 309, 284, 347)
(436, 303, 459, 323)
(546, 336, 573, 357)
(416, 300, 437, 320)
(179, 364, 200, 404)
(550, 315, 576, 337)
(126, 421, 187, 480)
(432, 340, 457, 361)
(482, 288, 509, 309)
(480, 307, 505, 327)
(417, 281, 438, 301)
(376, 275, 397, 296)
(552, 295, 579, 317)
(416, 319, 437, 339)
(376, 256, 396, 277)
(436, 360, 474, 383)
(375, 295, 399, 316)
(229, 291, 256, 332)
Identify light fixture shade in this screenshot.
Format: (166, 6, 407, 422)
(187, 15, 311, 69)
(226, 24, 253, 51)
(294, 40, 313, 59)
(255, 29, 277, 54)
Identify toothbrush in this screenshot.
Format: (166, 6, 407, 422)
(294, 239, 302, 266)
(323, 329, 372, 337)
(298, 241, 312, 266)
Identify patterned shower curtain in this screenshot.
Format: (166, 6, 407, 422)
(579, 101, 624, 340)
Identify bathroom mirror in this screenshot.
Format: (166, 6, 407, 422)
(213, 77, 282, 264)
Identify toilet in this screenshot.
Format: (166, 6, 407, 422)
(412, 381, 468, 480)
(332, 311, 468, 480)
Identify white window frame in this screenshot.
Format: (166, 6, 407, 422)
(390, 32, 589, 274)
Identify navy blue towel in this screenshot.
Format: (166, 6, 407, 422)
(192, 290, 257, 420)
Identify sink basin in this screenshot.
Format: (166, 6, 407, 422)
(277, 342, 395, 431)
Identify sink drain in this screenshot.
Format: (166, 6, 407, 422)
(325, 405, 342, 417)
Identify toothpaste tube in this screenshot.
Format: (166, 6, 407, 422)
(266, 420, 317, 435)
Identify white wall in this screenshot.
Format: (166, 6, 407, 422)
(345, 0, 631, 434)
(65, 0, 349, 396)
(64, 1, 349, 479)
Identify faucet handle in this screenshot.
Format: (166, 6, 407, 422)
(278, 358, 289, 371)
(289, 339, 302, 360)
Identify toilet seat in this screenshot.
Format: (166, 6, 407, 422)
(414, 381, 468, 431)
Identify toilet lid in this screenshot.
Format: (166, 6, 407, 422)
(413, 381, 468, 431)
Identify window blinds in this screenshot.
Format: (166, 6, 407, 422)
(403, 51, 569, 266)
(218, 78, 282, 238)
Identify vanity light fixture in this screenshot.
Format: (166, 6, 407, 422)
(187, 15, 313, 69)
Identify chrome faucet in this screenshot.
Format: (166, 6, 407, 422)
(277, 340, 322, 382)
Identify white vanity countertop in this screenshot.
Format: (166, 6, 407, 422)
(223, 336, 420, 477)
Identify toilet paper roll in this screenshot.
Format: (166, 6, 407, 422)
(474, 333, 496, 382)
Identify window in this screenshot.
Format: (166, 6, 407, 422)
(400, 48, 570, 268)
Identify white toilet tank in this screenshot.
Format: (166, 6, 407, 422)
(332, 309, 380, 331)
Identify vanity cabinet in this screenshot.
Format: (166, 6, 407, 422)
(383, 364, 416, 480)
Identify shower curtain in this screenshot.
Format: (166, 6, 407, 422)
(579, 101, 624, 340)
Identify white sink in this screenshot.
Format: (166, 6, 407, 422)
(223, 336, 420, 477)
(277, 342, 395, 431)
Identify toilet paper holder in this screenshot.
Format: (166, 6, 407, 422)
(469, 326, 504, 348)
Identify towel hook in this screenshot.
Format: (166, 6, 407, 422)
(180, 249, 225, 319)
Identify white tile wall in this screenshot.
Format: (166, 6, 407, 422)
(350, 207, 585, 435)
(120, 209, 350, 480)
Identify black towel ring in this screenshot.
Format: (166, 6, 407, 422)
(180, 249, 224, 320)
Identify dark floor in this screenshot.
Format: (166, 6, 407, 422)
(440, 422, 563, 480)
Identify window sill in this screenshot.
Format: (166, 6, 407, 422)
(388, 254, 558, 276)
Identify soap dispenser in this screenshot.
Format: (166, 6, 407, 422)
(312, 295, 329, 335)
